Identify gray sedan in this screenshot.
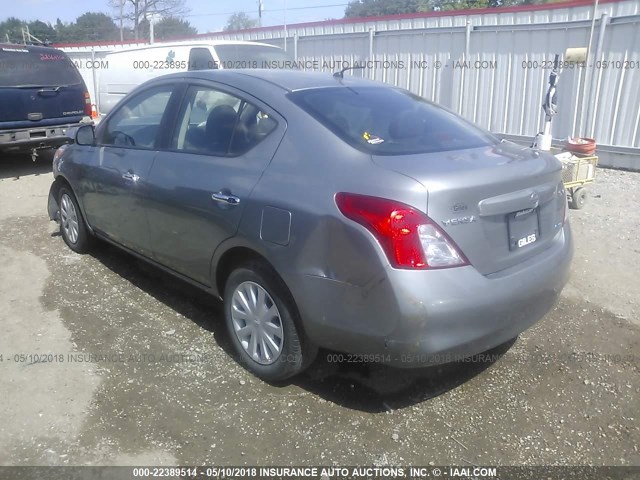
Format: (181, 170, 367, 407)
(48, 69, 573, 381)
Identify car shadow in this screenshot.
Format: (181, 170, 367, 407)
(0, 153, 53, 180)
(297, 341, 514, 412)
(87, 240, 515, 412)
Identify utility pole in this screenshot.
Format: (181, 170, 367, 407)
(283, 0, 287, 51)
(258, 0, 264, 27)
(119, 0, 124, 42)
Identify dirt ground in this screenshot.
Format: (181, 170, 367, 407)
(0, 154, 638, 467)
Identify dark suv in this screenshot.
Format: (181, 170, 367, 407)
(0, 44, 92, 160)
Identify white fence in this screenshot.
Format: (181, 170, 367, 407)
(61, 0, 640, 168)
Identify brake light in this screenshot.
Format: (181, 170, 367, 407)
(83, 92, 92, 116)
(335, 193, 468, 269)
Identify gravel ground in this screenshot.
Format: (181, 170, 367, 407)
(563, 168, 640, 324)
(0, 155, 638, 467)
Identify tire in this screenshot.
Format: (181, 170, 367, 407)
(223, 262, 316, 381)
(58, 186, 92, 253)
(569, 187, 587, 210)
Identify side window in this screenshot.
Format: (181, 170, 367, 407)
(172, 85, 277, 157)
(100, 86, 173, 149)
(188, 48, 215, 70)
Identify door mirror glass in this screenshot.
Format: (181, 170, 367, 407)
(75, 125, 95, 146)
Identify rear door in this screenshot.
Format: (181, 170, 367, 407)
(82, 83, 182, 256)
(0, 46, 87, 128)
(145, 81, 284, 285)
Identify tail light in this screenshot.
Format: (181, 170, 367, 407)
(83, 92, 92, 117)
(335, 193, 468, 269)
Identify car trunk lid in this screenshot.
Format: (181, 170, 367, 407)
(372, 142, 566, 275)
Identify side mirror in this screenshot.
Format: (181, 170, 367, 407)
(75, 124, 96, 146)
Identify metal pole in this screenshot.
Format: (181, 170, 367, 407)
(459, 21, 472, 115)
(368, 28, 374, 79)
(91, 47, 99, 115)
(585, 0, 599, 63)
(119, 0, 124, 42)
(586, 12, 609, 138)
(293, 32, 298, 61)
(580, 0, 599, 136)
(283, 0, 287, 52)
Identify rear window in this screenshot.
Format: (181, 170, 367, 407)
(289, 86, 498, 155)
(0, 47, 83, 88)
(214, 44, 293, 68)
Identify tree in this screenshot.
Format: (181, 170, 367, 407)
(153, 17, 197, 40)
(344, 0, 562, 15)
(0, 17, 27, 43)
(58, 12, 120, 42)
(224, 12, 259, 31)
(345, 0, 432, 17)
(109, 0, 189, 40)
(26, 20, 58, 43)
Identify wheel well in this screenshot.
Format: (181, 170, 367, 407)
(215, 247, 273, 296)
(214, 246, 312, 346)
(51, 176, 92, 230)
(51, 176, 71, 201)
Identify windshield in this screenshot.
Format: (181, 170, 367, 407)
(289, 86, 498, 155)
(0, 47, 83, 88)
(214, 44, 294, 69)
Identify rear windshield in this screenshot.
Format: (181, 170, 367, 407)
(289, 86, 498, 155)
(0, 47, 83, 88)
(214, 44, 293, 68)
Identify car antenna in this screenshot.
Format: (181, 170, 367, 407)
(333, 65, 365, 79)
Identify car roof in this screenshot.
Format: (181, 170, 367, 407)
(0, 43, 65, 54)
(180, 69, 384, 93)
(106, 40, 282, 55)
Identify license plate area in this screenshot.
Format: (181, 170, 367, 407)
(508, 208, 539, 250)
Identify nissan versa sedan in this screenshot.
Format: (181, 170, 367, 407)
(48, 69, 573, 381)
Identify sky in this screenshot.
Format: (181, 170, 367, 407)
(3, 0, 349, 34)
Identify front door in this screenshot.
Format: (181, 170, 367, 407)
(145, 83, 284, 285)
(82, 84, 177, 256)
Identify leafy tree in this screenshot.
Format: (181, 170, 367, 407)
(138, 16, 197, 40)
(224, 12, 259, 31)
(434, 0, 522, 9)
(50, 14, 120, 43)
(153, 17, 197, 40)
(344, 0, 560, 14)
(345, 0, 432, 17)
(57, 12, 120, 42)
(0, 17, 26, 43)
(26, 20, 58, 43)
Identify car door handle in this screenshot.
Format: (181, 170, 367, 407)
(211, 192, 240, 205)
(122, 172, 140, 182)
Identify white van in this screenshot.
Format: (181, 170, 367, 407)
(98, 40, 291, 117)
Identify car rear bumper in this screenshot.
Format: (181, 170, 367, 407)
(291, 223, 573, 367)
(0, 121, 90, 153)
